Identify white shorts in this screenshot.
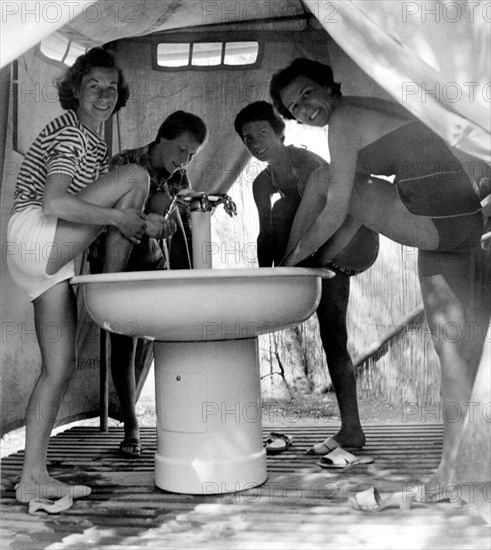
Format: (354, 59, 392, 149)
(7, 206, 75, 301)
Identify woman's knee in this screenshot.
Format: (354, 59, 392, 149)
(41, 355, 77, 387)
(114, 164, 150, 197)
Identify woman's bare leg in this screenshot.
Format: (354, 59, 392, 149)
(286, 171, 440, 262)
(46, 164, 149, 274)
(418, 248, 484, 495)
(316, 274, 365, 449)
(15, 282, 90, 502)
(272, 198, 364, 449)
(349, 175, 440, 249)
(109, 333, 140, 453)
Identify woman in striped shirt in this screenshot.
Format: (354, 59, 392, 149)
(7, 48, 151, 505)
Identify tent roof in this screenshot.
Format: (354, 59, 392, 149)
(0, 1, 314, 68)
(61, 0, 310, 47)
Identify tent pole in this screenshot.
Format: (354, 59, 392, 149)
(99, 329, 109, 432)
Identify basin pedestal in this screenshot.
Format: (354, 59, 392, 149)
(154, 339, 266, 494)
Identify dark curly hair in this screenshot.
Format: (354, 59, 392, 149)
(57, 47, 129, 112)
(155, 111, 208, 144)
(270, 58, 342, 120)
(234, 101, 286, 141)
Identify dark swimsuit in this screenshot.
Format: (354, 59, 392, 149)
(356, 120, 483, 251)
(268, 146, 379, 275)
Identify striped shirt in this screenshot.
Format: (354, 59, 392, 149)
(12, 110, 109, 215)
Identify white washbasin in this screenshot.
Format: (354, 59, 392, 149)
(71, 267, 331, 342)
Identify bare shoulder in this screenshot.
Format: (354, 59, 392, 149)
(290, 146, 328, 171)
(330, 96, 412, 141)
(330, 100, 371, 129)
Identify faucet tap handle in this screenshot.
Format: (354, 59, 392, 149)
(222, 195, 237, 217)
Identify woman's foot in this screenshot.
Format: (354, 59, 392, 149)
(420, 471, 464, 507)
(306, 429, 366, 455)
(15, 476, 91, 503)
(118, 438, 142, 458)
(119, 423, 141, 458)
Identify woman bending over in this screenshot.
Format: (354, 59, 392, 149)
(270, 58, 486, 501)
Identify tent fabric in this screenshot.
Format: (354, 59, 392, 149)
(305, 0, 491, 162)
(0, 0, 96, 68)
(42, 0, 308, 51)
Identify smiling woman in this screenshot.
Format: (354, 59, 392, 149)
(74, 68, 119, 130)
(6, 47, 152, 506)
(269, 57, 487, 505)
(272, 60, 342, 128)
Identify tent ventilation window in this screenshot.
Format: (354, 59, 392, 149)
(156, 41, 260, 69)
(39, 32, 86, 66)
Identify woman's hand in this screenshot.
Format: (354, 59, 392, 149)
(281, 243, 314, 267)
(144, 212, 177, 239)
(115, 208, 148, 244)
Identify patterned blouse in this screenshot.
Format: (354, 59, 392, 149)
(12, 110, 108, 215)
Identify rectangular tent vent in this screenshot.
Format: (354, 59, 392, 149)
(156, 41, 260, 70)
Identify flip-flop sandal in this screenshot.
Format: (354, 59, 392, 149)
(264, 432, 294, 454)
(28, 495, 73, 515)
(349, 487, 415, 512)
(305, 437, 362, 455)
(349, 486, 463, 512)
(318, 447, 373, 469)
(119, 438, 142, 458)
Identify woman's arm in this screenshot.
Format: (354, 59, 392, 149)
(144, 185, 177, 239)
(253, 174, 275, 267)
(282, 112, 361, 266)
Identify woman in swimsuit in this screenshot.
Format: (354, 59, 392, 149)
(270, 58, 486, 502)
(234, 101, 379, 454)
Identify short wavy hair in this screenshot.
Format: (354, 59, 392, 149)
(57, 47, 129, 112)
(234, 101, 286, 141)
(270, 58, 342, 120)
(155, 111, 208, 144)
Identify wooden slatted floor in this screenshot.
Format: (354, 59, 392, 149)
(1, 424, 489, 549)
